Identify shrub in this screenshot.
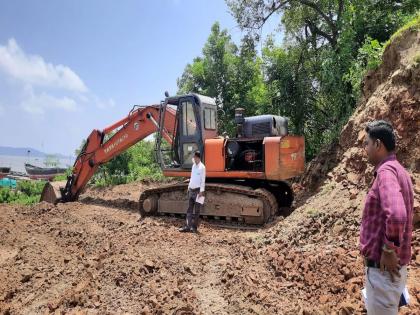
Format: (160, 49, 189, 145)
(0, 180, 46, 205)
(344, 37, 384, 99)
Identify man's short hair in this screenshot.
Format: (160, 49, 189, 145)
(365, 120, 396, 151)
(194, 150, 201, 158)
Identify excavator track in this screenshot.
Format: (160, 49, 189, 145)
(139, 182, 278, 225)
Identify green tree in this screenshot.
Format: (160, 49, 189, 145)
(178, 22, 269, 135)
(226, 0, 419, 158)
(261, 39, 314, 135)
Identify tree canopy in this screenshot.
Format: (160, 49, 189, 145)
(178, 1, 419, 159)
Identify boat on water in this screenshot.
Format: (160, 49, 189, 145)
(24, 163, 66, 180)
(0, 166, 11, 179)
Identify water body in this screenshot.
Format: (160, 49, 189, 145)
(0, 155, 74, 173)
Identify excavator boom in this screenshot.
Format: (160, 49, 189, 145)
(41, 104, 177, 204)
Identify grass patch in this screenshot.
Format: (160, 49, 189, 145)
(384, 11, 420, 49)
(52, 167, 73, 181)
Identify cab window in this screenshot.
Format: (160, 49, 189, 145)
(182, 101, 197, 136)
(204, 108, 216, 130)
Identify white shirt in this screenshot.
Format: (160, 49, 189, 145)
(188, 161, 206, 192)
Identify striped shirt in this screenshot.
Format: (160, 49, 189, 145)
(359, 154, 414, 265)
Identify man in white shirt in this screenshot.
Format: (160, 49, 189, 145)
(179, 150, 206, 233)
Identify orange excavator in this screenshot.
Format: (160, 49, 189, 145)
(41, 93, 305, 224)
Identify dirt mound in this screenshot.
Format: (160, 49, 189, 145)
(299, 24, 420, 225)
(80, 181, 163, 202)
(300, 28, 420, 195)
(262, 24, 420, 313)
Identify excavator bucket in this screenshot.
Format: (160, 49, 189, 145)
(40, 181, 66, 204)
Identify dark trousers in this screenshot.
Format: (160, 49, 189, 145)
(186, 188, 202, 229)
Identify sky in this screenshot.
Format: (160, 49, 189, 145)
(0, 0, 281, 156)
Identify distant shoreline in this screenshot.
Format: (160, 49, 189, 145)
(0, 155, 74, 173)
(0, 146, 73, 160)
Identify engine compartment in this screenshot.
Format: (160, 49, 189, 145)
(225, 138, 264, 172)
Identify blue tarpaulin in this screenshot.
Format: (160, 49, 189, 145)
(0, 178, 17, 189)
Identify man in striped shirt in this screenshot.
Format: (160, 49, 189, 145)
(360, 120, 414, 315)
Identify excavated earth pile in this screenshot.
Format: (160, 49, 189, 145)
(1, 26, 419, 315)
(261, 25, 420, 313)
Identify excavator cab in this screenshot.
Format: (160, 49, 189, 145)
(155, 94, 218, 170)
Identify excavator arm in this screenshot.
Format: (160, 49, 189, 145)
(41, 104, 177, 204)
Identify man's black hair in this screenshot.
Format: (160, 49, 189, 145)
(365, 120, 396, 151)
(194, 150, 201, 158)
